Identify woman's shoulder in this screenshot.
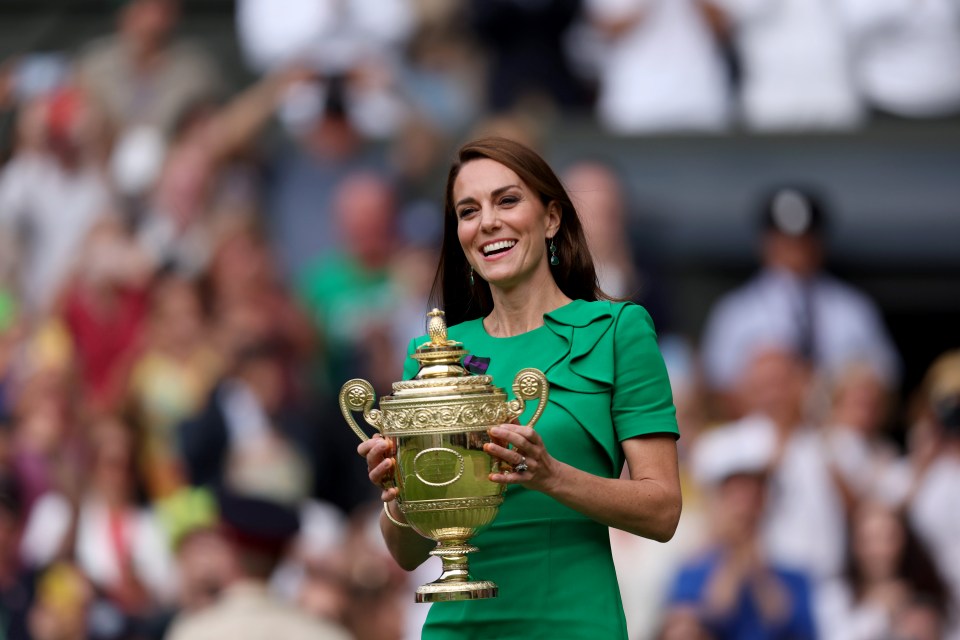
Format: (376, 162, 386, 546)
(545, 299, 655, 331)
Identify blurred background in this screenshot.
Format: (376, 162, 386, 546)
(0, 1, 958, 639)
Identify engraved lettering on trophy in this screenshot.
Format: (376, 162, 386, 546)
(413, 447, 465, 487)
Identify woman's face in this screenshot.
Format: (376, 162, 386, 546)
(853, 504, 904, 581)
(453, 159, 560, 291)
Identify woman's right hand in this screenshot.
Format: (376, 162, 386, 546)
(358, 433, 399, 502)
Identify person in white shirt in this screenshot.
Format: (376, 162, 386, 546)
(236, 0, 415, 139)
(706, 0, 865, 131)
(899, 350, 960, 638)
(712, 346, 847, 582)
(841, 0, 960, 119)
(0, 91, 111, 315)
(583, 0, 732, 134)
(700, 185, 900, 416)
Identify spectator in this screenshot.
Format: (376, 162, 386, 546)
(706, 0, 864, 131)
(7, 366, 76, 515)
(264, 78, 388, 277)
(398, 1, 482, 135)
(891, 594, 950, 640)
(843, 0, 960, 120)
(162, 490, 234, 617)
(703, 346, 847, 583)
(296, 171, 405, 395)
(563, 159, 669, 325)
(177, 339, 314, 507)
(165, 491, 352, 640)
(338, 517, 409, 640)
(26, 562, 92, 640)
(205, 216, 316, 375)
(822, 363, 904, 511)
(468, 0, 590, 114)
(899, 350, 960, 632)
(671, 420, 817, 639)
(294, 552, 351, 630)
(77, 0, 221, 137)
(817, 502, 950, 640)
(0, 88, 112, 315)
(583, 0, 731, 133)
(236, 0, 415, 139)
(126, 274, 222, 500)
(700, 185, 900, 417)
(59, 217, 154, 417)
(134, 66, 310, 276)
(20, 416, 175, 636)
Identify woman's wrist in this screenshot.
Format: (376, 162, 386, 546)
(383, 500, 412, 528)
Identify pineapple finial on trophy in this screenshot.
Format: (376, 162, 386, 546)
(427, 308, 448, 345)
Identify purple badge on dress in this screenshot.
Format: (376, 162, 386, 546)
(463, 355, 490, 375)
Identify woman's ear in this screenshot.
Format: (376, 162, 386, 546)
(546, 202, 562, 238)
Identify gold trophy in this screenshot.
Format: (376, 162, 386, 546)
(339, 309, 548, 602)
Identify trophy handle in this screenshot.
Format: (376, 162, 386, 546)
(339, 378, 384, 442)
(506, 368, 549, 429)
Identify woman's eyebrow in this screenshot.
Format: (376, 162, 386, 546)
(455, 184, 521, 209)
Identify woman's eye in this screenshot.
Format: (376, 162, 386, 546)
(458, 207, 477, 219)
(499, 196, 519, 206)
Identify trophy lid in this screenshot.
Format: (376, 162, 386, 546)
(387, 309, 495, 398)
(410, 309, 469, 379)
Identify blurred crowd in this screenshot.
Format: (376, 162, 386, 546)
(0, 0, 958, 639)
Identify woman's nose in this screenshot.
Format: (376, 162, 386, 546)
(479, 204, 500, 231)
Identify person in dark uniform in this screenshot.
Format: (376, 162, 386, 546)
(165, 491, 351, 640)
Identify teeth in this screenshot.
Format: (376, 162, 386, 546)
(482, 240, 517, 255)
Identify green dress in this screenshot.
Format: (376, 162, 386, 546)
(402, 300, 679, 640)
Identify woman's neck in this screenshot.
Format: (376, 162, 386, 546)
(484, 276, 571, 337)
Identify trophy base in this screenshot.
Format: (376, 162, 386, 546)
(414, 542, 498, 602)
(415, 580, 498, 603)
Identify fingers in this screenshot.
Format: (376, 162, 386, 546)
(485, 424, 541, 484)
(357, 434, 394, 462)
(488, 424, 539, 451)
(484, 441, 526, 467)
(357, 434, 398, 500)
(369, 455, 395, 486)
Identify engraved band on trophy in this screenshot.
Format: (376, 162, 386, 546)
(339, 309, 549, 602)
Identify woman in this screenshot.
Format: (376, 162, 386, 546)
(359, 137, 682, 638)
(817, 501, 949, 640)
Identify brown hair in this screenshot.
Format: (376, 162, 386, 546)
(431, 137, 602, 325)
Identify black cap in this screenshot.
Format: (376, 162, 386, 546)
(217, 491, 300, 555)
(759, 186, 828, 237)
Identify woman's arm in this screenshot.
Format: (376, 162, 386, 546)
(358, 434, 434, 570)
(379, 497, 436, 571)
(486, 429, 681, 541)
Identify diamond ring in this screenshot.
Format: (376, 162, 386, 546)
(513, 456, 529, 473)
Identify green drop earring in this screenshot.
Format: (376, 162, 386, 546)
(549, 239, 559, 266)
(469, 266, 475, 285)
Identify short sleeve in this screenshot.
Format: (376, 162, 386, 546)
(612, 304, 679, 440)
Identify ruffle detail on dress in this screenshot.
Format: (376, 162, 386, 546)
(540, 300, 631, 473)
(541, 300, 619, 392)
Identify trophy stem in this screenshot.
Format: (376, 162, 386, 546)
(414, 541, 498, 603)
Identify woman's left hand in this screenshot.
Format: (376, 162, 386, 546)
(484, 423, 561, 492)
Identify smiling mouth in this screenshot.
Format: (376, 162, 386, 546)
(482, 240, 517, 256)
